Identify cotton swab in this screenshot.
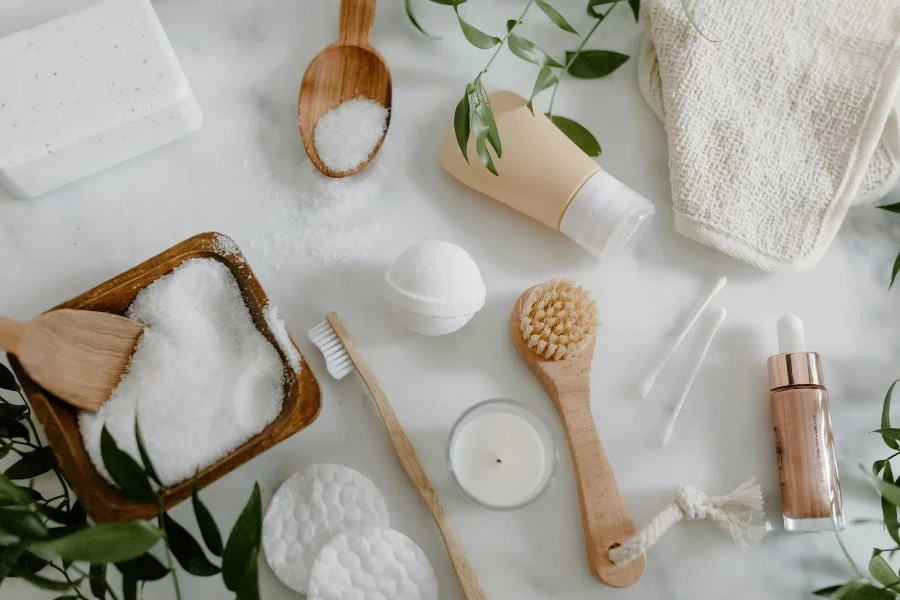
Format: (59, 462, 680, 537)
(639, 276, 727, 399)
(660, 307, 728, 447)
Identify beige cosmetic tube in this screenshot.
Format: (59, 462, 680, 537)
(441, 91, 654, 259)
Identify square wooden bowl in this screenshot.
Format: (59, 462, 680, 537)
(9, 232, 321, 522)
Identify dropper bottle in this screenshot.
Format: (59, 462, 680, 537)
(767, 315, 844, 532)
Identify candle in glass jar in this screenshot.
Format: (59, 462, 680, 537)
(448, 400, 554, 509)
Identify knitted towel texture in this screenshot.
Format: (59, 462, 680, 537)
(638, 0, 900, 273)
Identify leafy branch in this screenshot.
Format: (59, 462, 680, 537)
(0, 362, 263, 600)
(879, 202, 900, 289)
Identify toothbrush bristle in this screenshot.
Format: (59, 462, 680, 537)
(307, 320, 356, 380)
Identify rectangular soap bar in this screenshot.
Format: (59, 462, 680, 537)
(0, 0, 202, 199)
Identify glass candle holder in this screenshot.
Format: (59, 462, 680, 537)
(448, 399, 556, 510)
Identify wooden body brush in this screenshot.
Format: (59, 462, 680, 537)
(510, 280, 645, 587)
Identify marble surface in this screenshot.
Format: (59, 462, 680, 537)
(2, 0, 900, 598)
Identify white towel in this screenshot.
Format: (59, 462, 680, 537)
(638, 0, 900, 273)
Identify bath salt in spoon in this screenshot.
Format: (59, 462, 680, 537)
(299, 0, 391, 178)
(0, 309, 144, 411)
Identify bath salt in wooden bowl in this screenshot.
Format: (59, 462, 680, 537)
(9, 232, 321, 523)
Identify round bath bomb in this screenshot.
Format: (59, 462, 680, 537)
(262, 464, 390, 593)
(307, 526, 439, 600)
(384, 240, 486, 336)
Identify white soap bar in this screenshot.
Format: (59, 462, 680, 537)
(0, 0, 202, 199)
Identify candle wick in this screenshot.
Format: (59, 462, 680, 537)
(495, 458, 503, 464)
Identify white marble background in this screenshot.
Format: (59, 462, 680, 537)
(2, 0, 900, 598)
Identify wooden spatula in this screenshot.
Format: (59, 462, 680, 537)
(298, 0, 392, 178)
(0, 309, 144, 411)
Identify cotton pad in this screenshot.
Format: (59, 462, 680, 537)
(307, 526, 439, 600)
(262, 464, 390, 593)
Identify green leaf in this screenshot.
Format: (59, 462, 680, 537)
(840, 583, 897, 599)
(89, 563, 107, 599)
(116, 553, 169, 581)
(0, 506, 49, 539)
(875, 459, 887, 477)
(508, 33, 562, 67)
(134, 418, 161, 487)
(883, 381, 900, 450)
(548, 115, 601, 156)
(100, 426, 156, 505)
(21, 572, 78, 591)
(876, 429, 900, 441)
(236, 547, 260, 600)
(475, 136, 498, 176)
(884, 463, 900, 545)
(39, 503, 81, 526)
(52, 597, 80, 600)
(628, 0, 641, 21)
(876, 476, 900, 508)
(813, 585, 845, 597)
(587, 0, 615, 18)
(528, 65, 558, 113)
(535, 0, 577, 33)
(427, 0, 464, 4)
(472, 91, 501, 156)
(5, 446, 56, 480)
(0, 404, 28, 420)
(16, 550, 50, 575)
(162, 513, 220, 576)
(454, 92, 471, 162)
(404, 0, 439, 38)
(122, 573, 137, 600)
(891, 253, 900, 290)
(869, 552, 900, 587)
(0, 474, 31, 505)
(34, 522, 163, 563)
(0, 418, 29, 440)
(222, 483, 262, 592)
(565, 50, 629, 79)
(881, 202, 900, 215)
(192, 480, 223, 557)
(0, 363, 19, 392)
(452, 3, 500, 49)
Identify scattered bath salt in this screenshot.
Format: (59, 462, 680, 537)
(213, 233, 243, 261)
(313, 97, 388, 173)
(79, 258, 284, 487)
(246, 136, 396, 271)
(264, 305, 301, 373)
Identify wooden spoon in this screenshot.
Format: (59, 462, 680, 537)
(298, 0, 392, 178)
(0, 309, 144, 411)
(510, 290, 646, 588)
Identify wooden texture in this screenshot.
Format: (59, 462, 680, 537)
(325, 313, 487, 600)
(510, 290, 646, 588)
(0, 310, 144, 412)
(298, 0, 391, 178)
(9, 232, 322, 523)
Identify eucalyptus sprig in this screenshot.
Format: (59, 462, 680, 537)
(814, 380, 900, 599)
(0, 361, 263, 600)
(408, 0, 639, 173)
(878, 201, 900, 289)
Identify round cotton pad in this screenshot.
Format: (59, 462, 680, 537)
(262, 464, 390, 593)
(308, 526, 439, 600)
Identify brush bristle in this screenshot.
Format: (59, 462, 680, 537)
(519, 279, 599, 361)
(307, 320, 355, 380)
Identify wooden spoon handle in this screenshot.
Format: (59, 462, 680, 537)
(0, 317, 25, 354)
(556, 394, 646, 587)
(325, 314, 487, 600)
(338, 0, 376, 47)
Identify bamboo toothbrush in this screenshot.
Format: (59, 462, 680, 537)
(308, 312, 486, 600)
(510, 279, 645, 587)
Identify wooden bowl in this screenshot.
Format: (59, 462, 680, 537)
(9, 232, 321, 523)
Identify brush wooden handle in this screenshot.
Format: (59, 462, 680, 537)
(554, 388, 645, 587)
(0, 317, 24, 354)
(325, 313, 487, 600)
(338, 0, 375, 47)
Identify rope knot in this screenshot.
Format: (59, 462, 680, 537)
(675, 485, 708, 520)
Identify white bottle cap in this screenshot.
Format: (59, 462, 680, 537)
(559, 170, 655, 260)
(777, 315, 807, 353)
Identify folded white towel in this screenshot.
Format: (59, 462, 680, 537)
(638, 0, 900, 273)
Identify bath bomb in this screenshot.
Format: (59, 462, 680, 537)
(307, 526, 439, 600)
(262, 464, 390, 594)
(0, 0, 202, 199)
(384, 240, 485, 336)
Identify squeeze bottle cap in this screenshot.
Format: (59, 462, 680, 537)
(559, 170, 655, 260)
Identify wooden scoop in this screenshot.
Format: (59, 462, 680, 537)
(298, 0, 391, 178)
(0, 309, 144, 411)
(510, 285, 645, 587)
